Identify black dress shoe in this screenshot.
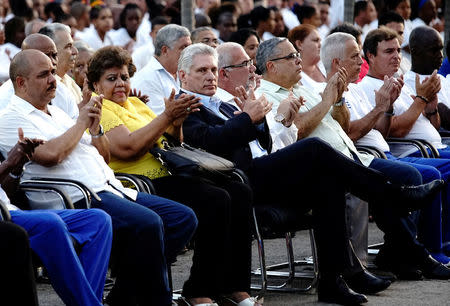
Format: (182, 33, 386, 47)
(345, 270, 391, 295)
(375, 253, 423, 280)
(318, 275, 368, 305)
(398, 179, 445, 211)
(421, 255, 450, 279)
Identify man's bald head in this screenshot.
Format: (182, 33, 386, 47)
(22, 33, 55, 51)
(410, 25, 443, 73)
(10, 50, 57, 109)
(21, 34, 58, 67)
(10, 50, 41, 89)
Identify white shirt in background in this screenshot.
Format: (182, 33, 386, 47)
(130, 56, 179, 115)
(75, 27, 114, 50)
(132, 38, 155, 71)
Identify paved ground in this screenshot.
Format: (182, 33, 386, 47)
(37, 222, 450, 305)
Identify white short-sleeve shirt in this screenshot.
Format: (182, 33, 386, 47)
(0, 95, 136, 202)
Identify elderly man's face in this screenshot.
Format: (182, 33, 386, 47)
(269, 40, 302, 87)
(222, 47, 256, 91)
(180, 54, 218, 96)
(194, 30, 219, 48)
(367, 38, 401, 78)
(339, 39, 363, 83)
(164, 35, 191, 73)
(73, 50, 93, 87)
(55, 30, 78, 73)
(22, 53, 57, 106)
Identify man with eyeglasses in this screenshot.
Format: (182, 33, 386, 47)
(180, 42, 445, 305)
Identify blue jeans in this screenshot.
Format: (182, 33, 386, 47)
(402, 148, 450, 253)
(11, 209, 112, 306)
(90, 191, 197, 306)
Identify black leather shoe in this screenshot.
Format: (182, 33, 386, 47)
(375, 253, 423, 280)
(421, 255, 450, 279)
(345, 270, 391, 295)
(318, 275, 368, 305)
(398, 179, 445, 211)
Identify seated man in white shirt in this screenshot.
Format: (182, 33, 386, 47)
(253, 37, 450, 280)
(403, 26, 450, 132)
(0, 33, 79, 119)
(0, 49, 197, 306)
(1, 127, 112, 306)
(131, 24, 191, 115)
(132, 16, 169, 71)
(321, 31, 450, 266)
(358, 27, 444, 158)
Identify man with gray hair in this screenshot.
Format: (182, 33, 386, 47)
(191, 26, 219, 48)
(180, 42, 445, 305)
(0, 33, 79, 119)
(325, 29, 450, 269)
(131, 24, 192, 114)
(39, 23, 85, 108)
(255, 36, 450, 287)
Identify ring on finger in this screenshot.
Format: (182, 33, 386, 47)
(186, 107, 191, 112)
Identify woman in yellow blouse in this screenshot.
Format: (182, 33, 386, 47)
(87, 46, 258, 306)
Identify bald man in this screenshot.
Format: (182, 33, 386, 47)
(0, 33, 79, 118)
(0, 49, 113, 306)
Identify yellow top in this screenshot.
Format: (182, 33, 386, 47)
(100, 96, 170, 179)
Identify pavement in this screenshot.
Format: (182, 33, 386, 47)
(37, 222, 450, 305)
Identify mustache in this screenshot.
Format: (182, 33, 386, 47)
(47, 83, 56, 91)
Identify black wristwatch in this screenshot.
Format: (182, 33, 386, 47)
(91, 124, 104, 138)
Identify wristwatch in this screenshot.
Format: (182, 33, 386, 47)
(91, 124, 104, 138)
(274, 113, 287, 125)
(334, 97, 345, 106)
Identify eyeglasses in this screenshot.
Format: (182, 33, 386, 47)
(269, 52, 302, 62)
(222, 59, 253, 69)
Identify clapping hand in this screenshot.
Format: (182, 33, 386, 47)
(6, 128, 44, 174)
(163, 88, 201, 127)
(234, 86, 272, 124)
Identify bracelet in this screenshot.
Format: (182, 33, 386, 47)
(416, 95, 430, 104)
(90, 124, 104, 138)
(425, 109, 438, 116)
(384, 111, 395, 117)
(8, 172, 21, 179)
(334, 97, 345, 106)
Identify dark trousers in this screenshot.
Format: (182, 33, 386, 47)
(90, 191, 197, 306)
(152, 175, 252, 299)
(0, 221, 38, 306)
(247, 138, 428, 279)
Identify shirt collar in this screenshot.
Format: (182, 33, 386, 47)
(215, 87, 234, 103)
(9, 94, 41, 115)
(260, 78, 300, 93)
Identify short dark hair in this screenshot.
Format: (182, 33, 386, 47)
(250, 6, 271, 28)
(119, 3, 141, 28)
(354, 1, 369, 18)
(363, 27, 399, 62)
(328, 22, 362, 41)
(55, 13, 75, 24)
(87, 46, 136, 92)
(378, 11, 404, 26)
(150, 16, 169, 30)
(385, 0, 407, 11)
(90, 5, 109, 20)
(293, 5, 317, 24)
(5, 17, 25, 45)
(229, 28, 260, 46)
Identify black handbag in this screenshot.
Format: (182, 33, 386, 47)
(150, 134, 236, 181)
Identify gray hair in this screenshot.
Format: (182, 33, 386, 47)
(191, 26, 214, 42)
(216, 42, 245, 69)
(178, 43, 217, 74)
(74, 40, 94, 53)
(38, 22, 71, 42)
(321, 32, 356, 74)
(154, 24, 190, 56)
(255, 37, 286, 75)
(24, 19, 45, 37)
